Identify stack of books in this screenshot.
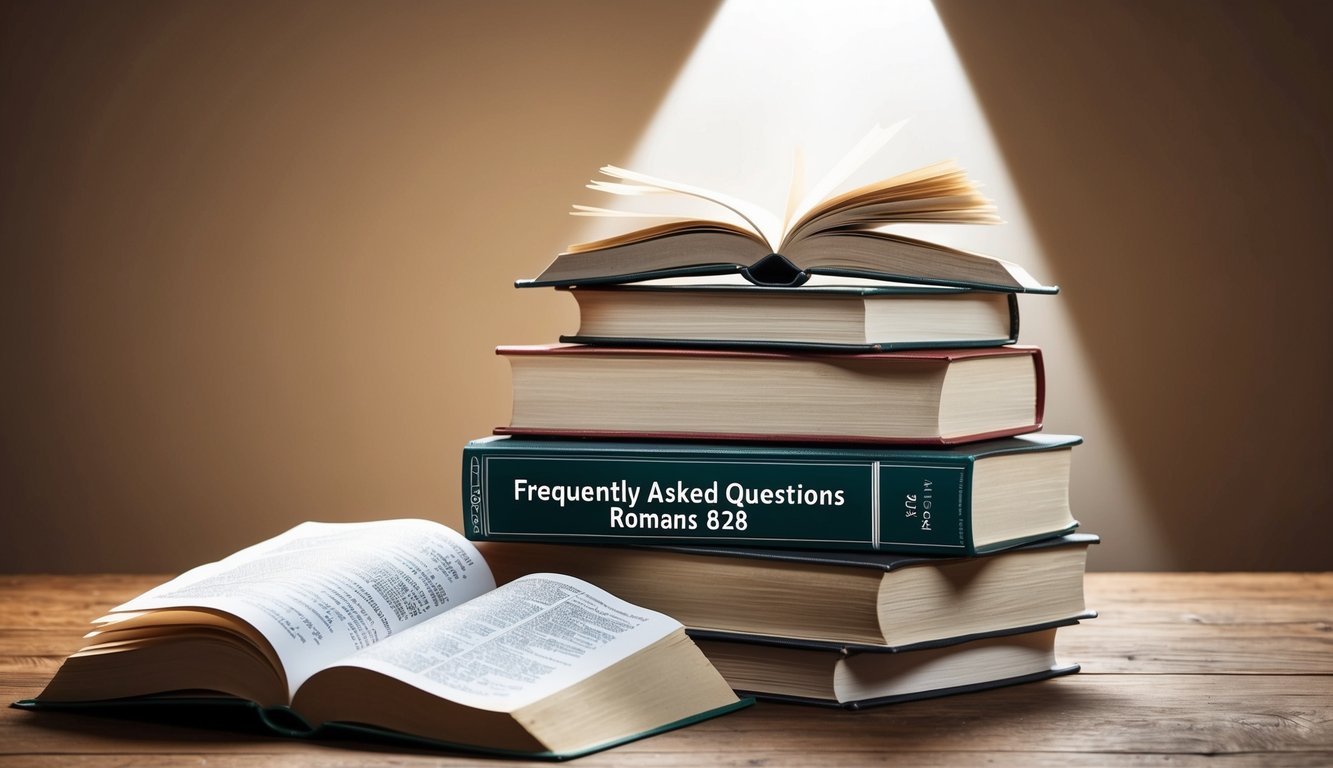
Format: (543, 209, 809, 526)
(462, 140, 1097, 709)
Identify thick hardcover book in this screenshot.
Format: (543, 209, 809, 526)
(496, 344, 1046, 445)
(464, 434, 1081, 555)
(479, 534, 1098, 649)
(692, 627, 1080, 709)
(558, 279, 1021, 352)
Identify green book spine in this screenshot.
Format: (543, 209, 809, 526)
(463, 434, 1080, 555)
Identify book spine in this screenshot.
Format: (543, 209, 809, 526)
(463, 443, 978, 554)
(1006, 291, 1020, 343)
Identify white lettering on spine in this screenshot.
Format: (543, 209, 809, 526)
(513, 479, 640, 508)
(609, 507, 698, 531)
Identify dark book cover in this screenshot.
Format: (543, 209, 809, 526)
(463, 435, 1083, 555)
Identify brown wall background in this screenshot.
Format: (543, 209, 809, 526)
(935, 0, 1333, 570)
(2, 0, 1329, 572)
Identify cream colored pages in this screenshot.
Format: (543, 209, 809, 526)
(567, 122, 908, 253)
(584, 165, 784, 250)
(332, 573, 681, 712)
(112, 519, 496, 698)
(782, 120, 906, 244)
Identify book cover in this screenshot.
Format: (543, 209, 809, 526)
(463, 434, 1082, 555)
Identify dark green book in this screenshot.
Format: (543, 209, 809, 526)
(464, 434, 1081, 555)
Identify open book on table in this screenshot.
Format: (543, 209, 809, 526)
(521, 122, 1056, 293)
(16, 519, 747, 760)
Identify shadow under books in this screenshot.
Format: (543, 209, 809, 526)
(933, 0, 1333, 571)
(15, 679, 1121, 757)
(12, 699, 488, 760)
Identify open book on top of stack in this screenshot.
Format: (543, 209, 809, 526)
(496, 124, 1056, 445)
(471, 124, 1095, 709)
(519, 121, 1055, 295)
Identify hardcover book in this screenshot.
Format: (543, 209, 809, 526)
(559, 276, 1019, 352)
(465, 434, 1080, 554)
(18, 520, 747, 760)
(694, 627, 1079, 709)
(520, 123, 1055, 293)
(495, 344, 1046, 445)
(477, 533, 1097, 648)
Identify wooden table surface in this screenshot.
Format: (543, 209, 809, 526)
(2, 573, 1330, 766)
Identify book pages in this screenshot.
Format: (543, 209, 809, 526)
(114, 520, 495, 698)
(593, 165, 784, 251)
(336, 573, 682, 711)
(784, 120, 907, 242)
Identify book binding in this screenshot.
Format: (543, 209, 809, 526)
(464, 434, 1082, 555)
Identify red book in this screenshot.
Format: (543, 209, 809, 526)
(495, 344, 1044, 445)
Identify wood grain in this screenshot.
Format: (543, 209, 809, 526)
(2, 573, 1330, 767)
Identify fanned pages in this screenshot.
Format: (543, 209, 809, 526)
(785, 119, 907, 239)
(588, 165, 784, 251)
(522, 124, 1054, 293)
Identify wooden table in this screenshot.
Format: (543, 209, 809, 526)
(2, 573, 1329, 766)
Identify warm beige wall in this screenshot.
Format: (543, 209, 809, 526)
(2, 0, 1329, 572)
(0, 0, 718, 571)
(934, 0, 1332, 570)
